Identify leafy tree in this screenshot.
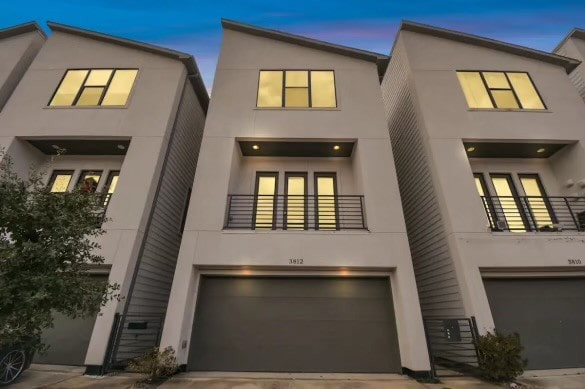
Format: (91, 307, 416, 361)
(0, 150, 118, 354)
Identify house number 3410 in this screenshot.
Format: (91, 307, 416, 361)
(568, 259, 582, 265)
(289, 258, 304, 265)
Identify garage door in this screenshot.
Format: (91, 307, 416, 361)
(484, 278, 585, 369)
(188, 276, 401, 373)
(33, 275, 107, 365)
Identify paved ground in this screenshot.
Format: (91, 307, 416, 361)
(11, 365, 585, 388)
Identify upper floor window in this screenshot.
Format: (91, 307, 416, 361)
(257, 70, 336, 108)
(456, 71, 545, 110)
(49, 69, 138, 107)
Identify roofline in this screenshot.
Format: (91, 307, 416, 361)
(553, 28, 585, 54)
(47, 21, 209, 111)
(221, 19, 389, 78)
(0, 21, 46, 40)
(400, 21, 581, 74)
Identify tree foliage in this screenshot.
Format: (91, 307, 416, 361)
(0, 150, 118, 353)
(475, 330, 526, 382)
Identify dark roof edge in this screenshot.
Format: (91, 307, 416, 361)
(47, 21, 209, 111)
(221, 19, 389, 77)
(401, 21, 581, 74)
(0, 21, 46, 40)
(553, 28, 585, 54)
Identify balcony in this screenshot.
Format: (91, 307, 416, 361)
(224, 194, 367, 230)
(480, 196, 585, 232)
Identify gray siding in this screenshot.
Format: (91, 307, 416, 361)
(381, 41, 465, 318)
(0, 32, 44, 111)
(115, 80, 205, 361)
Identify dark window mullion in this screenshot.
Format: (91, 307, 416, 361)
(503, 72, 523, 109)
(72, 70, 92, 106)
(97, 69, 116, 106)
(281, 70, 286, 108)
(478, 72, 496, 108)
(308, 70, 312, 107)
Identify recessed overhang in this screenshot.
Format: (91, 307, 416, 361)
(464, 141, 570, 158)
(222, 19, 389, 81)
(46, 21, 209, 112)
(0, 21, 46, 40)
(400, 21, 581, 74)
(239, 141, 354, 157)
(27, 139, 131, 155)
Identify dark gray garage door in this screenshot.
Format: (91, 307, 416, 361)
(33, 275, 107, 365)
(484, 278, 585, 369)
(188, 276, 401, 373)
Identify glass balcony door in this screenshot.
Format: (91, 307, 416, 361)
(253, 172, 278, 229)
(284, 173, 307, 230)
(314, 173, 339, 230)
(519, 174, 556, 229)
(490, 174, 528, 232)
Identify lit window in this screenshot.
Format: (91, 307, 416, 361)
(50, 69, 138, 107)
(456, 71, 545, 110)
(47, 170, 74, 193)
(77, 170, 103, 193)
(257, 70, 336, 108)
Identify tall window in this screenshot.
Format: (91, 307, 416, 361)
(285, 173, 307, 230)
(49, 69, 138, 107)
(456, 71, 545, 110)
(519, 174, 555, 228)
(253, 173, 278, 229)
(315, 173, 338, 230)
(490, 174, 527, 232)
(257, 70, 336, 108)
(47, 170, 74, 193)
(76, 170, 102, 193)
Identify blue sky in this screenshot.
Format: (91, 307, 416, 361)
(3, 1, 584, 89)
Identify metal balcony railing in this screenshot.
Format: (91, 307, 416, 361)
(480, 195, 585, 232)
(224, 194, 367, 230)
(97, 193, 113, 225)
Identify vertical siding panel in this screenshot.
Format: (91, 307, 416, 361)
(382, 40, 466, 319)
(115, 80, 205, 360)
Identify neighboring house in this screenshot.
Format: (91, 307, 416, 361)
(382, 21, 585, 371)
(554, 28, 585, 103)
(0, 22, 45, 111)
(159, 20, 431, 376)
(0, 22, 208, 372)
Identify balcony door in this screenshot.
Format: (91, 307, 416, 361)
(253, 172, 278, 229)
(489, 174, 527, 232)
(284, 173, 307, 230)
(314, 173, 338, 230)
(519, 174, 556, 229)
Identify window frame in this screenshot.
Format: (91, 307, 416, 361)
(489, 173, 530, 231)
(75, 170, 103, 192)
(256, 69, 337, 109)
(518, 173, 558, 226)
(284, 172, 308, 230)
(48, 68, 139, 108)
(313, 172, 339, 231)
(47, 170, 75, 193)
(456, 70, 547, 111)
(252, 172, 279, 230)
(473, 172, 497, 228)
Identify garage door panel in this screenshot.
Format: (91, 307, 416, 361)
(484, 278, 585, 369)
(188, 277, 401, 373)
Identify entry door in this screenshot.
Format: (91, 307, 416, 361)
(253, 172, 278, 229)
(490, 174, 527, 231)
(314, 173, 338, 230)
(284, 173, 307, 230)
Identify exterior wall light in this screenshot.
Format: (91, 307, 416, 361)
(537, 148, 546, 153)
(466, 146, 475, 152)
(252, 144, 260, 150)
(117, 144, 125, 150)
(333, 145, 340, 151)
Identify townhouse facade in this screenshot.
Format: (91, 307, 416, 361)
(159, 20, 431, 376)
(0, 22, 208, 371)
(382, 22, 585, 370)
(555, 28, 585, 103)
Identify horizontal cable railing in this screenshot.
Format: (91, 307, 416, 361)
(480, 195, 585, 232)
(225, 194, 367, 230)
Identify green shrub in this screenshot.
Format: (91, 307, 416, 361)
(475, 330, 526, 382)
(127, 346, 179, 383)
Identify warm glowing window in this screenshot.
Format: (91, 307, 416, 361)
(50, 69, 138, 107)
(490, 175, 526, 232)
(77, 171, 102, 193)
(519, 174, 554, 228)
(285, 174, 307, 230)
(315, 173, 338, 230)
(257, 70, 336, 108)
(254, 173, 278, 229)
(456, 71, 545, 110)
(47, 170, 74, 193)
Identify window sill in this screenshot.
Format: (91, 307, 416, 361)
(467, 108, 551, 113)
(254, 107, 340, 111)
(43, 105, 129, 109)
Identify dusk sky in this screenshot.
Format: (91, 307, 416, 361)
(3, 1, 584, 90)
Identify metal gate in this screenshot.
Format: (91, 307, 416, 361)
(423, 317, 480, 377)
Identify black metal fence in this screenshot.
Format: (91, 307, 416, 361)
(105, 313, 166, 370)
(480, 196, 585, 232)
(224, 194, 367, 230)
(423, 317, 480, 378)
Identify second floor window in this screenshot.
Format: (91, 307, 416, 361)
(456, 71, 545, 110)
(257, 70, 336, 108)
(49, 69, 138, 107)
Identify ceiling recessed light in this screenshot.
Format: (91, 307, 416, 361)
(117, 144, 125, 150)
(333, 145, 340, 151)
(51, 144, 60, 150)
(537, 148, 546, 153)
(467, 146, 475, 152)
(252, 144, 260, 150)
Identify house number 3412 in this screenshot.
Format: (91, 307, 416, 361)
(289, 258, 304, 265)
